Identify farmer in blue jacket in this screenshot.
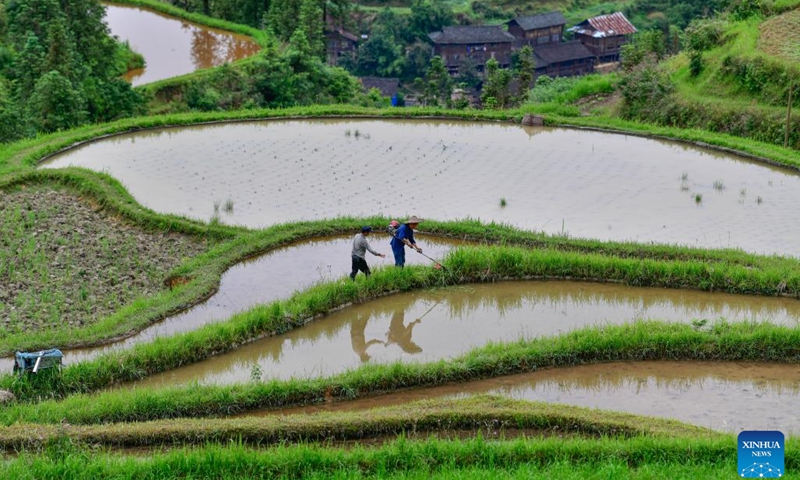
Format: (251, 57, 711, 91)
(390, 216, 422, 267)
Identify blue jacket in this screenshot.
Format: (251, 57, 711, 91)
(391, 224, 415, 251)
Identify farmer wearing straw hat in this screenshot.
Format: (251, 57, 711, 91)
(351, 226, 385, 280)
(390, 216, 423, 267)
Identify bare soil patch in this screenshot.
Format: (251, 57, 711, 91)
(759, 10, 800, 63)
(0, 186, 207, 335)
(575, 91, 622, 116)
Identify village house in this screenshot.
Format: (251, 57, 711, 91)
(359, 77, 400, 98)
(506, 11, 566, 48)
(325, 28, 359, 66)
(428, 25, 515, 75)
(533, 41, 595, 78)
(569, 12, 637, 63)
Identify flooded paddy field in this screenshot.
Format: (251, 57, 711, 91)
(42, 119, 800, 256)
(266, 361, 800, 435)
(0, 235, 460, 371)
(104, 3, 261, 85)
(135, 282, 800, 387)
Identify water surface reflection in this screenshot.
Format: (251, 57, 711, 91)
(135, 282, 800, 387)
(42, 119, 800, 256)
(104, 3, 260, 85)
(266, 361, 800, 435)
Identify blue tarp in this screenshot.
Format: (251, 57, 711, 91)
(14, 348, 63, 375)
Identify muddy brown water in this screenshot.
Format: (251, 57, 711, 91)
(41, 119, 800, 257)
(134, 282, 800, 387)
(259, 361, 800, 436)
(0, 235, 460, 371)
(104, 3, 261, 86)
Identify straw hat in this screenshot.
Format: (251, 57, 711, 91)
(405, 216, 423, 224)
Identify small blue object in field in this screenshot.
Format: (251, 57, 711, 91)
(13, 348, 63, 376)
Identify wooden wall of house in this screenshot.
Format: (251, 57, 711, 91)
(508, 24, 525, 38)
(524, 26, 563, 44)
(575, 33, 629, 61)
(434, 43, 513, 74)
(325, 33, 356, 66)
(535, 58, 595, 78)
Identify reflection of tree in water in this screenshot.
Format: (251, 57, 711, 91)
(435, 283, 800, 326)
(191, 29, 260, 69)
(496, 362, 800, 396)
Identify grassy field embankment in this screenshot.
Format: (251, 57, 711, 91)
(0, 396, 712, 450)
(4, 319, 800, 424)
(1, 432, 765, 480)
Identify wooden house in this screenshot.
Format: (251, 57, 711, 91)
(359, 77, 400, 98)
(326, 28, 359, 66)
(506, 11, 566, 48)
(569, 12, 637, 63)
(533, 41, 595, 78)
(428, 26, 515, 75)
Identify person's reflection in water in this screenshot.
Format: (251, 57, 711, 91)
(350, 313, 384, 362)
(387, 308, 422, 354)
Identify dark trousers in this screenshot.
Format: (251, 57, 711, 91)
(392, 247, 405, 267)
(350, 255, 371, 279)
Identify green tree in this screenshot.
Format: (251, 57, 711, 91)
(27, 70, 86, 132)
(514, 46, 535, 104)
(407, 0, 453, 42)
(43, 18, 76, 78)
(420, 55, 451, 107)
(355, 32, 403, 77)
(298, 0, 325, 59)
(13, 32, 46, 97)
(620, 30, 666, 71)
(266, 0, 301, 41)
(0, 77, 23, 141)
(456, 56, 480, 89)
(481, 58, 512, 109)
(619, 58, 675, 121)
(373, 8, 406, 44)
(402, 40, 431, 81)
(4, 0, 140, 138)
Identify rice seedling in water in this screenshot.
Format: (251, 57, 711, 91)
(757, 196, 763, 204)
(500, 198, 507, 207)
(223, 198, 234, 213)
(740, 188, 746, 197)
(712, 180, 724, 191)
(249, 364, 263, 383)
(695, 194, 703, 203)
(680, 172, 688, 181)
(344, 129, 351, 137)
(213, 200, 220, 213)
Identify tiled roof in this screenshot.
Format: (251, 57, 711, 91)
(509, 11, 566, 31)
(359, 77, 400, 97)
(328, 28, 358, 42)
(569, 12, 637, 38)
(429, 26, 515, 44)
(533, 41, 595, 67)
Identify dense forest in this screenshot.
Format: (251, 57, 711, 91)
(0, 0, 142, 142)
